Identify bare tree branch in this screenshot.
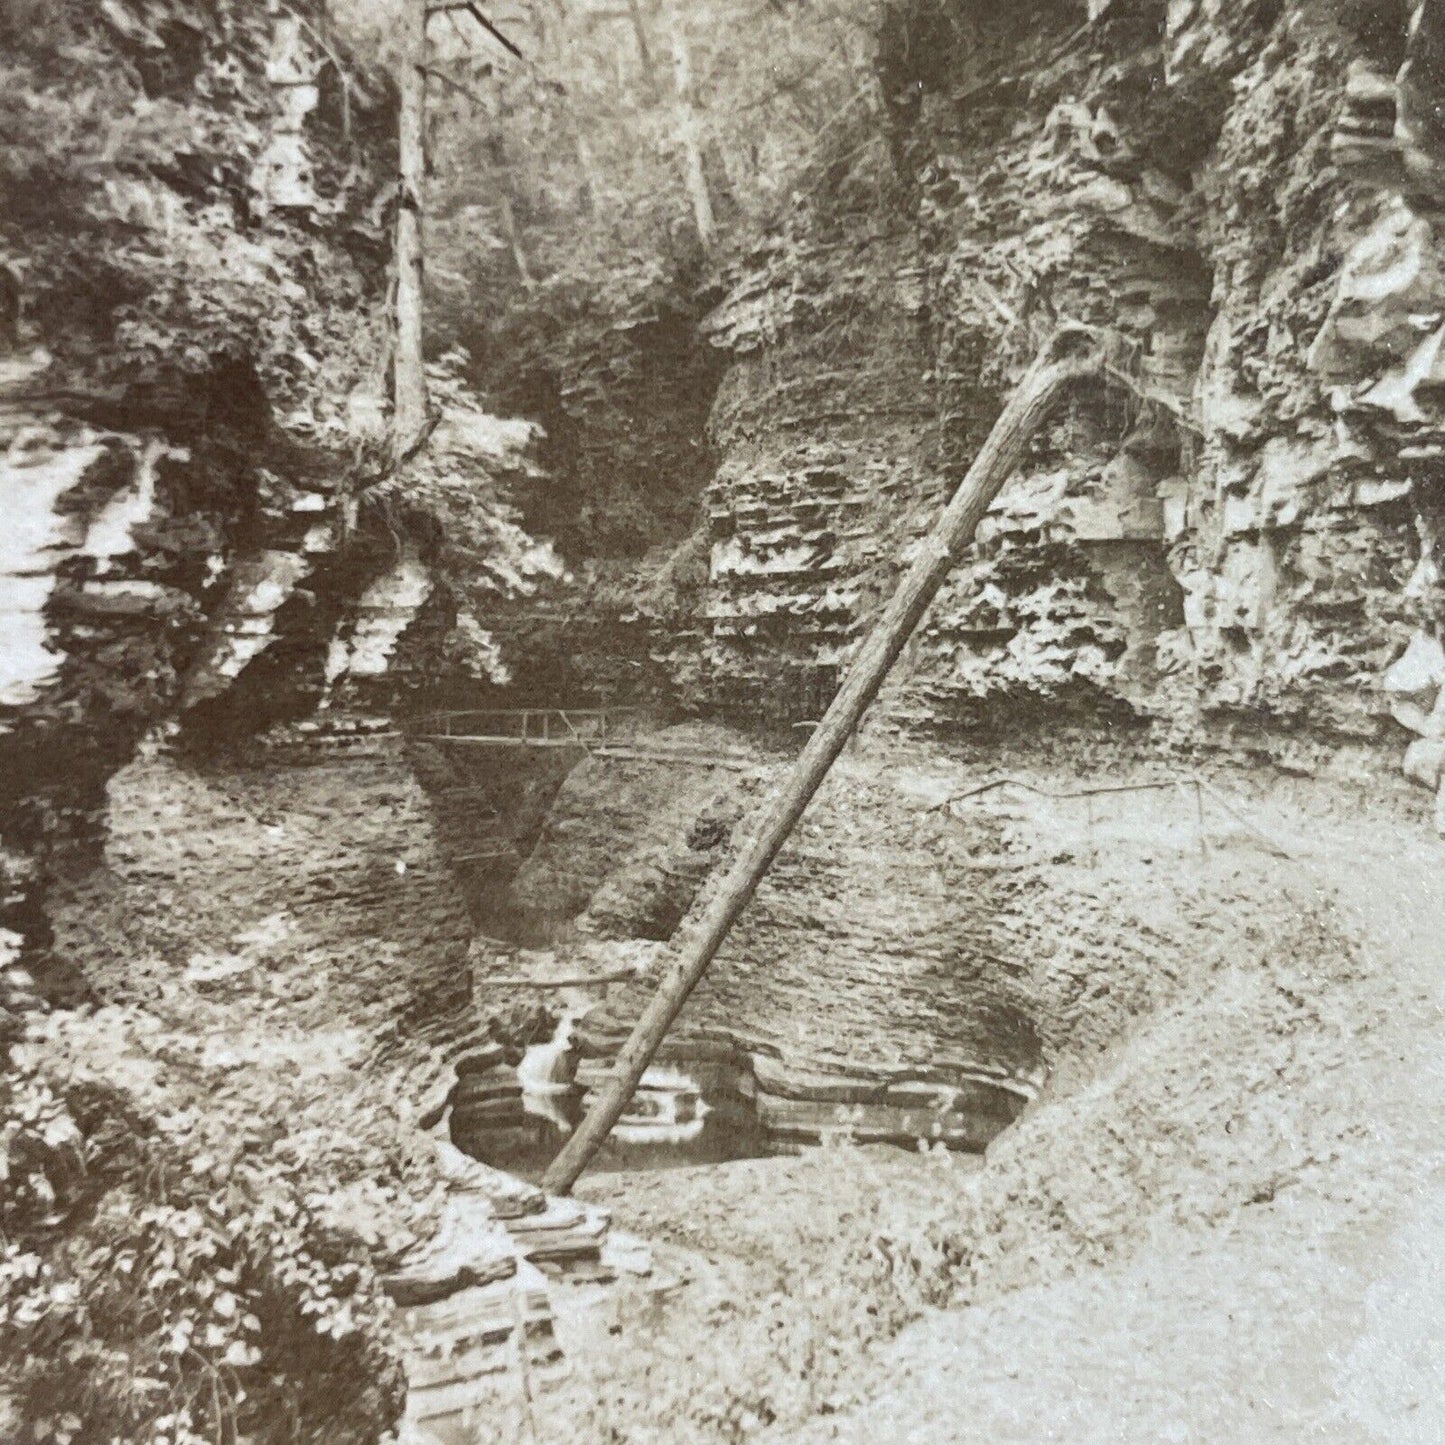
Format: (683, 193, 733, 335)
(429, 2, 525, 60)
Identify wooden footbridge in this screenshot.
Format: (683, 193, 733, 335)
(411, 707, 645, 750)
(406, 707, 759, 771)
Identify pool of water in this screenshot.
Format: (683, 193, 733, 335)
(477, 1012, 1026, 1180)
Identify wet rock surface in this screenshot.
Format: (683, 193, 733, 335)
(379, 1141, 624, 1442)
(448, 753, 1441, 1445)
(465, 724, 1372, 1173)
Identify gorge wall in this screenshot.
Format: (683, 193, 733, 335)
(458, 0, 1445, 834)
(0, 14, 513, 1435)
(1, 0, 391, 995)
(45, 724, 474, 1046)
(0, 1, 565, 1015)
(411, 0, 1445, 1168)
(8, 4, 1445, 1438)
(401, 0, 1445, 1192)
(673, 0, 1445, 790)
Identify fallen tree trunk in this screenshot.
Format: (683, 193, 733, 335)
(542, 327, 1103, 1194)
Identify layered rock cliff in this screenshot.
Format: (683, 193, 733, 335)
(681, 0, 1445, 789)
(0, 9, 555, 1439)
(0, 2, 562, 1002)
(10, 3, 1445, 1437)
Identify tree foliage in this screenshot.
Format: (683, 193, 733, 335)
(1, 1010, 429, 1444)
(355, 0, 883, 560)
(0, 0, 394, 435)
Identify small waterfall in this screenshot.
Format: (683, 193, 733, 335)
(519, 1012, 714, 1149)
(518, 1010, 580, 1133)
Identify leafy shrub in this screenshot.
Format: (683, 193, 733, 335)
(1, 1048, 408, 1444)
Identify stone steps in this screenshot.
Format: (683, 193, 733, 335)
(383, 1142, 618, 1442)
(397, 1259, 558, 1439)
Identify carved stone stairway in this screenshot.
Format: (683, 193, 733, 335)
(382, 1141, 621, 1442)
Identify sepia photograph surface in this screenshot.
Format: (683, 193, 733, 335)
(2, 1, 1443, 1440)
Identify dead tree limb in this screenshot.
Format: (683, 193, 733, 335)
(542, 327, 1104, 1194)
(392, 0, 430, 462)
(425, 65, 491, 106)
(463, 0, 525, 60)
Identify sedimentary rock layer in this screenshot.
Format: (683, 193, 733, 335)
(685, 0, 1445, 788)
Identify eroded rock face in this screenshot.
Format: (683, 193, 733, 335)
(475, 727, 1327, 1157)
(689, 0, 1445, 785)
(0, 5, 565, 994)
(0, 3, 393, 993)
(697, 240, 936, 724)
(44, 726, 474, 1040)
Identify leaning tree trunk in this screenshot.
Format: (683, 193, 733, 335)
(542, 328, 1104, 1195)
(393, 0, 429, 461)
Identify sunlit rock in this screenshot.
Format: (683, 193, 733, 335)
(0, 430, 107, 707)
(179, 550, 311, 707)
(249, 15, 321, 212)
(325, 546, 433, 684)
(1403, 735, 1445, 789)
(1308, 203, 1445, 384)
